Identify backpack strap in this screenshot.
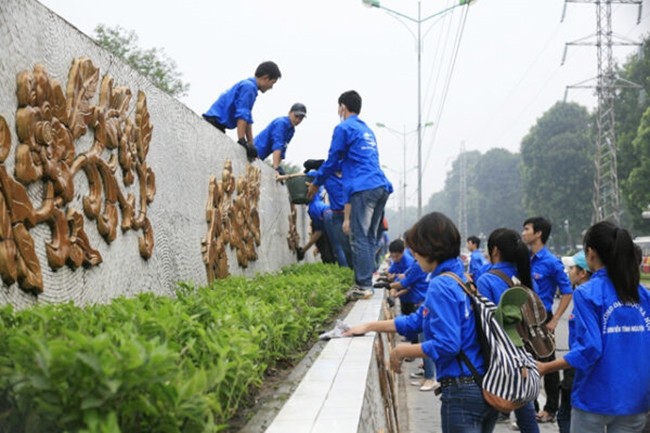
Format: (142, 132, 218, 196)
(441, 272, 476, 296)
(488, 269, 514, 288)
(441, 272, 484, 386)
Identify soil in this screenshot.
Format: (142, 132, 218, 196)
(228, 301, 357, 433)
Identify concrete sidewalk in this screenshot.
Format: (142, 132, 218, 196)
(401, 297, 570, 433)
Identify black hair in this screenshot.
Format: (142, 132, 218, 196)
(255, 61, 282, 80)
(406, 212, 460, 265)
(338, 90, 362, 114)
(467, 235, 481, 248)
(583, 221, 640, 304)
(634, 243, 643, 267)
(388, 239, 405, 253)
(487, 228, 533, 288)
(523, 216, 552, 244)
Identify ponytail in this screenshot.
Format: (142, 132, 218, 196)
(487, 228, 533, 288)
(584, 222, 640, 303)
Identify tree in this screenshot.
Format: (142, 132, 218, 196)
(474, 148, 526, 235)
(93, 24, 190, 98)
(623, 106, 650, 234)
(616, 35, 650, 231)
(520, 102, 593, 251)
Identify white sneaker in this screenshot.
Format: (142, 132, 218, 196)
(419, 379, 440, 392)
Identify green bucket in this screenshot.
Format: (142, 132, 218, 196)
(286, 175, 314, 204)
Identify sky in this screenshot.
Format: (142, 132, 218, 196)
(38, 0, 650, 212)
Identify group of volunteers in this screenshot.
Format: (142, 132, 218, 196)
(344, 214, 650, 433)
(203, 61, 650, 433)
(203, 61, 393, 300)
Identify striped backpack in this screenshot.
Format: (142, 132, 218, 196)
(443, 273, 541, 412)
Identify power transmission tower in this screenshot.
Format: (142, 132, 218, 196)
(458, 141, 468, 238)
(561, 0, 643, 224)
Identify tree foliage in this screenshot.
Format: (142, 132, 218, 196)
(623, 106, 650, 233)
(519, 101, 593, 250)
(617, 35, 650, 232)
(475, 148, 525, 234)
(93, 24, 190, 98)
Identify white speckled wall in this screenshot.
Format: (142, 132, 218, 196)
(0, 0, 308, 308)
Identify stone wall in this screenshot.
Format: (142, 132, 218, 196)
(0, 0, 307, 308)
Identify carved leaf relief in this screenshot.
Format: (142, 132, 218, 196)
(203, 162, 262, 282)
(0, 58, 157, 295)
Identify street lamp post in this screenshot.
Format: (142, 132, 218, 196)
(376, 121, 433, 221)
(362, 0, 470, 217)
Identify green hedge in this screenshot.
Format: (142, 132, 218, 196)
(0, 263, 352, 433)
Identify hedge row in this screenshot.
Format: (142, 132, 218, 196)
(0, 263, 353, 433)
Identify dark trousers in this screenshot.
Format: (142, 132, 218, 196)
(400, 301, 418, 344)
(535, 311, 559, 414)
(203, 115, 226, 133)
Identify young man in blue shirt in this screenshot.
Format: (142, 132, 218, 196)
(254, 103, 306, 176)
(522, 216, 573, 423)
(307, 90, 393, 298)
(203, 61, 281, 160)
(467, 235, 487, 281)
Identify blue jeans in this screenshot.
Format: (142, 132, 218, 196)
(514, 401, 540, 433)
(440, 382, 498, 433)
(571, 408, 647, 433)
(349, 187, 389, 287)
(330, 212, 352, 268)
(418, 333, 436, 380)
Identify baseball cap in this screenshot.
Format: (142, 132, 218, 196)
(561, 250, 591, 272)
(495, 287, 529, 347)
(290, 103, 307, 117)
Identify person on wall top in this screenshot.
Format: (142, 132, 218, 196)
(202, 61, 281, 161)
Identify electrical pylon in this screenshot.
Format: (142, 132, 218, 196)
(561, 0, 642, 224)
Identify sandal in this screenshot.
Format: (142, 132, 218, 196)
(535, 411, 556, 423)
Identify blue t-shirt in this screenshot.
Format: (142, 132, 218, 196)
(396, 260, 428, 304)
(469, 250, 487, 279)
(307, 187, 330, 231)
(476, 262, 518, 305)
(476, 262, 540, 305)
(530, 247, 572, 312)
(323, 164, 347, 212)
(254, 116, 295, 161)
(203, 77, 258, 129)
(564, 269, 650, 415)
(388, 250, 414, 275)
(312, 115, 392, 197)
(394, 257, 486, 380)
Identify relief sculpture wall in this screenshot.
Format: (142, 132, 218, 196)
(0, 0, 306, 307)
(0, 59, 155, 295)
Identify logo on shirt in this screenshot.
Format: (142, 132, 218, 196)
(362, 132, 377, 150)
(601, 301, 650, 334)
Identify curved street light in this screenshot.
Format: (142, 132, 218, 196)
(362, 0, 473, 217)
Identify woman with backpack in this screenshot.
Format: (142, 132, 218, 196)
(345, 212, 498, 432)
(538, 221, 650, 433)
(475, 228, 539, 433)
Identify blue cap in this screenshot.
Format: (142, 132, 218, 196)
(561, 250, 591, 272)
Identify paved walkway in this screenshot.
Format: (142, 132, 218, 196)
(402, 297, 570, 433)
